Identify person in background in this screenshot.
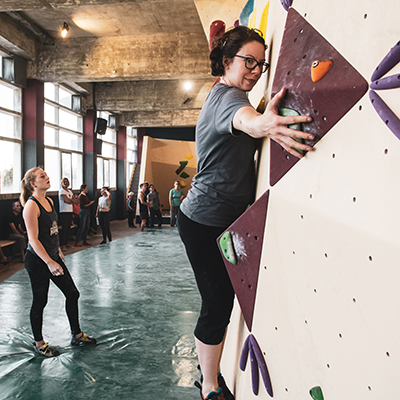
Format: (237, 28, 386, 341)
(127, 192, 136, 228)
(96, 187, 112, 244)
(178, 26, 313, 400)
(58, 177, 78, 252)
(0, 247, 13, 265)
(169, 181, 184, 227)
(147, 184, 162, 228)
(4, 200, 27, 261)
(144, 182, 150, 227)
(138, 183, 150, 232)
(75, 184, 94, 247)
(21, 167, 96, 358)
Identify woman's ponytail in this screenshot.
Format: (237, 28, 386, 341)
(20, 167, 39, 207)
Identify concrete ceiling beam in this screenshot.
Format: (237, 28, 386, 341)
(122, 109, 201, 127)
(0, 13, 36, 58)
(29, 31, 211, 82)
(0, 0, 165, 12)
(94, 78, 215, 112)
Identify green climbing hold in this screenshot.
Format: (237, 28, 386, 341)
(219, 231, 237, 265)
(175, 161, 189, 175)
(279, 107, 304, 155)
(309, 386, 324, 400)
(180, 172, 190, 179)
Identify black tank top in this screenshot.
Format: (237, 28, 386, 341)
(27, 196, 60, 261)
(138, 193, 148, 215)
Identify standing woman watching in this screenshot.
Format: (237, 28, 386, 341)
(178, 26, 314, 400)
(96, 186, 112, 244)
(21, 167, 96, 358)
(169, 180, 184, 227)
(75, 184, 94, 247)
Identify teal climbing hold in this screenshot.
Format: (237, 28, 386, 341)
(310, 386, 324, 400)
(279, 107, 303, 155)
(239, 0, 255, 27)
(219, 231, 237, 265)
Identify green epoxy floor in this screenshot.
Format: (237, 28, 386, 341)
(0, 228, 202, 399)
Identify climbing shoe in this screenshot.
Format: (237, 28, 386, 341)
(196, 366, 235, 400)
(33, 342, 60, 357)
(71, 333, 97, 346)
(202, 388, 226, 400)
(195, 381, 226, 400)
(218, 373, 235, 400)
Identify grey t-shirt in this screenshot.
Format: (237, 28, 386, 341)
(148, 192, 160, 210)
(180, 83, 258, 227)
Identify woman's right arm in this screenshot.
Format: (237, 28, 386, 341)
(233, 88, 314, 158)
(23, 200, 64, 276)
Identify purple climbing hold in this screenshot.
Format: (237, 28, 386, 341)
(250, 335, 273, 397)
(369, 90, 400, 140)
(280, 0, 293, 12)
(240, 335, 251, 371)
(370, 74, 400, 90)
(240, 334, 274, 397)
(371, 40, 400, 81)
(249, 345, 259, 395)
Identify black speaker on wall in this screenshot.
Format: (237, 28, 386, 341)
(94, 118, 107, 135)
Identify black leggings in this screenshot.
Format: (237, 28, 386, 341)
(24, 250, 81, 341)
(99, 211, 112, 242)
(178, 210, 235, 345)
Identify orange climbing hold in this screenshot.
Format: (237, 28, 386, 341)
(311, 59, 333, 82)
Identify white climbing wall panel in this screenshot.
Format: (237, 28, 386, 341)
(208, 0, 400, 399)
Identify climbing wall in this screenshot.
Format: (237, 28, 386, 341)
(139, 137, 196, 209)
(195, 0, 400, 399)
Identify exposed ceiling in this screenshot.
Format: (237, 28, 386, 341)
(0, 0, 216, 127)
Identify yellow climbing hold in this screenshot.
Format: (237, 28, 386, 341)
(248, 8, 257, 29)
(258, 2, 270, 39)
(185, 154, 193, 160)
(256, 97, 265, 113)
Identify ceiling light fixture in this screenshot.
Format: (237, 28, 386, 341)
(183, 81, 192, 92)
(61, 22, 69, 38)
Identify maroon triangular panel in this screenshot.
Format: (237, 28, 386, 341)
(270, 8, 368, 186)
(217, 190, 270, 331)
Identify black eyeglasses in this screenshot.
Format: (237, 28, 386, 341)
(234, 55, 270, 73)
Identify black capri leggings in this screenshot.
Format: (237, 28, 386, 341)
(178, 210, 235, 345)
(24, 250, 81, 342)
(99, 211, 112, 242)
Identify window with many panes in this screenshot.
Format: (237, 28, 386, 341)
(44, 83, 83, 190)
(97, 111, 116, 189)
(126, 127, 138, 188)
(0, 61, 22, 195)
